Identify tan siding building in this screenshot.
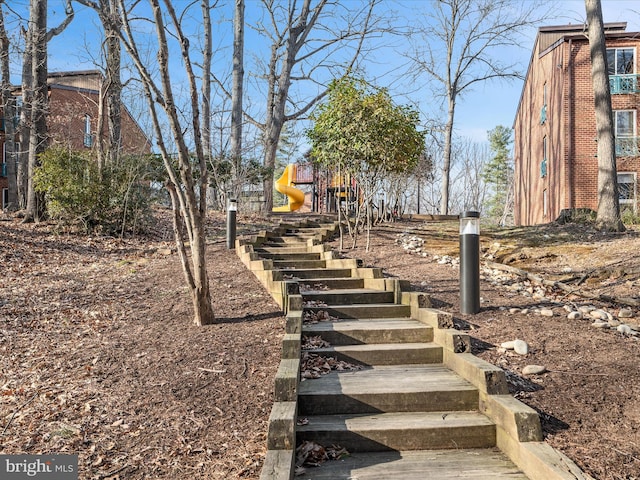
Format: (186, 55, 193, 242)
(514, 23, 640, 225)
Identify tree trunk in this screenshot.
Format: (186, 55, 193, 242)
(585, 0, 624, 232)
(104, 0, 122, 166)
(230, 0, 244, 201)
(440, 98, 455, 215)
(24, 0, 48, 222)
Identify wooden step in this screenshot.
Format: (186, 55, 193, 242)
(303, 289, 395, 305)
(273, 259, 327, 269)
(296, 411, 495, 451)
(279, 268, 354, 279)
(304, 304, 411, 319)
(304, 343, 442, 366)
(294, 449, 528, 479)
(299, 278, 365, 290)
(303, 318, 433, 344)
(298, 364, 478, 415)
(257, 252, 322, 261)
(255, 246, 314, 254)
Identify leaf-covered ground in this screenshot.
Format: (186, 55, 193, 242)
(2, 212, 639, 479)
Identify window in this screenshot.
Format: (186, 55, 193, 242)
(607, 48, 635, 75)
(618, 172, 637, 213)
(608, 48, 637, 93)
(2, 189, 7, 209)
(541, 136, 547, 177)
(614, 110, 637, 156)
(543, 189, 548, 217)
(83, 114, 93, 148)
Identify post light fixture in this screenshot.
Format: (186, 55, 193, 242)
(460, 211, 480, 314)
(226, 198, 237, 250)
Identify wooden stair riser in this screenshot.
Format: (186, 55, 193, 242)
(304, 343, 443, 366)
(302, 290, 395, 305)
(304, 304, 411, 319)
(302, 321, 434, 345)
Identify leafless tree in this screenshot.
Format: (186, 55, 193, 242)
(211, 0, 382, 211)
(75, 0, 123, 170)
(229, 0, 244, 200)
(585, 0, 624, 231)
(23, 0, 74, 222)
(408, 0, 544, 215)
(118, 0, 216, 325)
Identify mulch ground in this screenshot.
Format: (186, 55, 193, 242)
(2, 212, 639, 479)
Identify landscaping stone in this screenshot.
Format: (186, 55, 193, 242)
(500, 340, 516, 350)
(539, 308, 554, 317)
(522, 365, 547, 375)
(567, 311, 583, 320)
(618, 308, 634, 319)
(617, 324, 632, 335)
(513, 339, 529, 355)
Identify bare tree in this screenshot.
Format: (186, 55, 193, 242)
(229, 0, 244, 200)
(76, 0, 123, 169)
(20, 0, 74, 221)
(408, 0, 543, 215)
(118, 0, 215, 325)
(211, 0, 381, 211)
(585, 0, 624, 232)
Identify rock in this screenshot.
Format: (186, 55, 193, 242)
(617, 324, 632, 335)
(579, 305, 597, 314)
(567, 311, 582, 320)
(591, 321, 609, 329)
(590, 309, 609, 320)
(509, 308, 520, 314)
(608, 319, 621, 328)
(540, 308, 554, 317)
(501, 340, 516, 350)
(520, 308, 530, 315)
(618, 308, 634, 319)
(522, 365, 547, 375)
(563, 305, 573, 313)
(514, 339, 529, 355)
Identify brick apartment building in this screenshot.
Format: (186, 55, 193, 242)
(0, 70, 151, 209)
(513, 23, 640, 225)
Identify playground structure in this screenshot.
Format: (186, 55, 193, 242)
(273, 165, 306, 212)
(272, 162, 356, 214)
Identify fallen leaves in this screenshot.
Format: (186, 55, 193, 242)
(303, 309, 339, 323)
(295, 440, 349, 472)
(302, 335, 330, 350)
(300, 352, 361, 380)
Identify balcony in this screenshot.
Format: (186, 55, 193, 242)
(616, 137, 640, 156)
(610, 74, 640, 94)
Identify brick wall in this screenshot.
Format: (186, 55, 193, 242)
(515, 31, 640, 225)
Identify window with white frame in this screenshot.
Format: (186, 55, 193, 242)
(83, 114, 93, 148)
(618, 172, 637, 213)
(607, 48, 635, 75)
(614, 110, 637, 156)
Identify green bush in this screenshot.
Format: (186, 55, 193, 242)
(34, 148, 160, 235)
(621, 206, 640, 225)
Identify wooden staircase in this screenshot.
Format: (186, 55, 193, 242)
(236, 218, 593, 480)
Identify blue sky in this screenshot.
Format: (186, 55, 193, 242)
(7, 0, 640, 147)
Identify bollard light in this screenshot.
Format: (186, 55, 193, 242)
(227, 198, 237, 249)
(460, 211, 480, 314)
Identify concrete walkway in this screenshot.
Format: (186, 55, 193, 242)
(236, 217, 593, 480)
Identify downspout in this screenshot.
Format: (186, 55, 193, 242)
(567, 38, 574, 209)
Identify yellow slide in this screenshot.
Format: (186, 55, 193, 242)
(273, 164, 305, 212)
